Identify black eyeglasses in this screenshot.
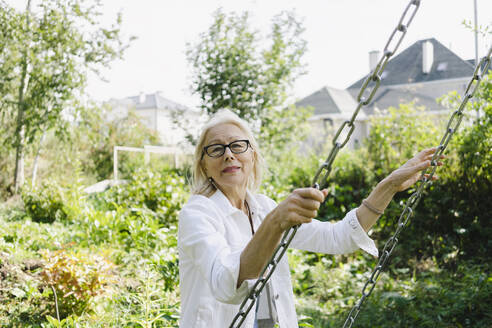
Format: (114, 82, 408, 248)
(202, 139, 251, 158)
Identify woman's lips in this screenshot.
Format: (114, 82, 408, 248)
(223, 166, 240, 173)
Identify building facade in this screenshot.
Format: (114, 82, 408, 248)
(107, 91, 200, 147)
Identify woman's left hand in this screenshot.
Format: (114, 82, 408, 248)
(385, 147, 445, 193)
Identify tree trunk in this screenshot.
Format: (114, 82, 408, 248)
(31, 127, 47, 188)
(13, 126, 25, 194)
(13, 0, 31, 194)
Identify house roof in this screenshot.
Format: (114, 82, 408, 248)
(297, 38, 480, 120)
(126, 92, 189, 111)
(346, 77, 469, 115)
(467, 59, 476, 67)
(348, 38, 474, 90)
(466, 57, 492, 73)
(296, 86, 360, 117)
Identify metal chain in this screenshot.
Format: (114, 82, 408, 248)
(229, 1, 422, 326)
(342, 45, 492, 328)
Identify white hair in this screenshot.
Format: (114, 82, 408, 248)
(191, 109, 264, 196)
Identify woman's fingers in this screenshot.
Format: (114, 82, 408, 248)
(277, 187, 328, 230)
(424, 154, 445, 163)
(294, 187, 325, 203)
(290, 193, 321, 216)
(417, 160, 431, 171)
(423, 173, 439, 181)
(279, 211, 313, 230)
(386, 148, 447, 193)
(410, 148, 446, 171)
(294, 212, 313, 224)
(294, 198, 321, 211)
(419, 147, 438, 158)
(293, 207, 318, 219)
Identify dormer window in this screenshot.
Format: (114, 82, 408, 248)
(437, 62, 448, 71)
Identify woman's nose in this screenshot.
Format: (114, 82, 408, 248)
(223, 146, 234, 160)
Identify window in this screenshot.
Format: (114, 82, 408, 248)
(437, 62, 448, 71)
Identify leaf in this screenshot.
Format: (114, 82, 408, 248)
(11, 287, 26, 298)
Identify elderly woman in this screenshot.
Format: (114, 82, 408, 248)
(178, 109, 441, 327)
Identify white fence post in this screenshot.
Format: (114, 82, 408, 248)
(113, 145, 190, 180)
(114, 147, 118, 180)
(144, 148, 150, 164)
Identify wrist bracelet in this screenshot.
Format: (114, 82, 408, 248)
(362, 199, 384, 215)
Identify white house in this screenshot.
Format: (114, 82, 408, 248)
(107, 91, 201, 148)
(297, 38, 481, 148)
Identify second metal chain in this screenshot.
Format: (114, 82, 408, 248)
(342, 45, 492, 328)
(229, 1, 422, 326)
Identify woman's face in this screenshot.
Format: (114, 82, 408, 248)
(201, 123, 255, 192)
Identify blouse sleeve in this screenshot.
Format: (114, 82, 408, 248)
(291, 209, 378, 257)
(178, 197, 255, 304)
(258, 195, 378, 257)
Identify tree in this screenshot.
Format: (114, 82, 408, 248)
(184, 9, 313, 186)
(0, 0, 132, 193)
(185, 9, 311, 142)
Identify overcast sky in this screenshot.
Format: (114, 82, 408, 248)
(8, 0, 492, 108)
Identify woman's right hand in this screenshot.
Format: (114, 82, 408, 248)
(270, 187, 328, 232)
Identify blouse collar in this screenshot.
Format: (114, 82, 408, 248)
(209, 188, 262, 217)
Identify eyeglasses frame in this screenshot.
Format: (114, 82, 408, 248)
(201, 139, 251, 159)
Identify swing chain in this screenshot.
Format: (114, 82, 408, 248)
(229, 1, 422, 327)
(343, 45, 492, 328)
(314, 0, 421, 190)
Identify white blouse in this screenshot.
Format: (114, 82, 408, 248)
(178, 189, 378, 328)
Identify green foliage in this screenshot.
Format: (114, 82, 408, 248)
(77, 105, 160, 181)
(40, 248, 115, 318)
(96, 168, 188, 227)
(0, 0, 133, 192)
(186, 9, 306, 120)
(81, 168, 185, 299)
(109, 262, 180, 327)
(365, 103, 442, 179)
(1, 68, 490, 327)
(0, 166, 183, 326)
(293, 252, 491, 327)
(43, 315, 82, 328)
(182, 8, 311, 158)
(5, 101, 160, 193)
(22, 182, 68, 223)
(407, 74, 492, 265)
(348, 262, 491, 327)
(0, 0, 130, 141)
(282, 93, 491, 267)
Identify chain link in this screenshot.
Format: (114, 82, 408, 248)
(229, 1, 423, 326)
(342, 45, 492, 328)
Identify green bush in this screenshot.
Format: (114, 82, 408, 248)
(286, 95, 491, 267)
(22, 182, 68, 223)
(79, 168, 185, 296)
(385, 77, 492, 266)
(108, 260, 180, 327)
(295, 259, 490, 328)
(96, 167, 188, 227)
